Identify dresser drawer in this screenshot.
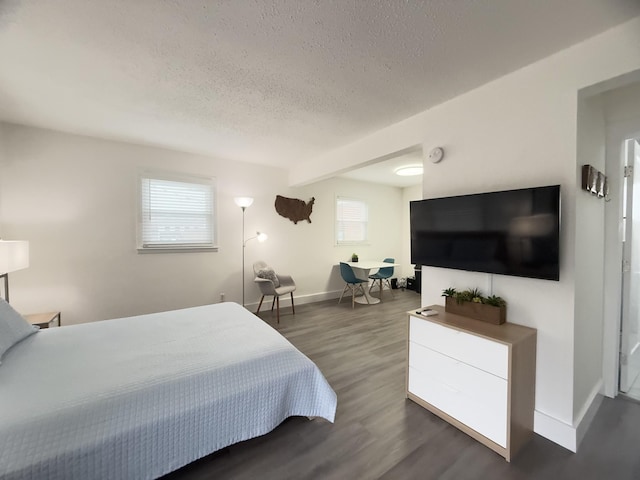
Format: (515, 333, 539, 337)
(410, 316, 508, 379)
(408, 366, 507, 447)
(409, 341, 508, 410)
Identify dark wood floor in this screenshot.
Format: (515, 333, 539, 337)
(164, 289, 640, 480)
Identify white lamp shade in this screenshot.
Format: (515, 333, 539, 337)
(234, 197, 254, 208)
(257, 232, 268, 242)
(0, 240, 29, 274)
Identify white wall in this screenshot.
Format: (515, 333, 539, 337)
(0, 123, 405, 324)
(573, 94, 606, 423)
(603, 81, 640, 124)
(416, 73, 577, 446)
(286, 16, 640, 451)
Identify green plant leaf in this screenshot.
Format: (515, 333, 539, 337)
(444, 286, 506, 307)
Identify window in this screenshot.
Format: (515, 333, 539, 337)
(138, 171, 217, 252)
(336, 197, 368, 245)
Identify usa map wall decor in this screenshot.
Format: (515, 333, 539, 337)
(274, 195, 315, 224)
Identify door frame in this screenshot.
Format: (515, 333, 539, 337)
(619, 138, 640, 393)
(603, 121, 640, 397)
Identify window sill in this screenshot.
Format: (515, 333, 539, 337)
(137, 246, 219, 254)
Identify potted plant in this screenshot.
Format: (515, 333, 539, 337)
(441, 287, 507, 324)
(351, 253, 358, 262)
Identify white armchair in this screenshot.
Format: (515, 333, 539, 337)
(253, 261, 296, 323)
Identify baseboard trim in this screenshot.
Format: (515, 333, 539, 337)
(534, 380, 604, 453)
(575, 383, 604, 449)
(534, 410, 577, 452)
(241, 287, 413, 310)
(244, 290, 345, 311)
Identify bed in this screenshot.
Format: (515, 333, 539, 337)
(0, 301, 337, 479)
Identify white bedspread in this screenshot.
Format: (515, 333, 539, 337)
(0, 302, 336, 479)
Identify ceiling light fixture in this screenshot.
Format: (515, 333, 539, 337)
(394, 165, 423, 176)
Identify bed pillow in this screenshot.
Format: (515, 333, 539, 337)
(257, 267, 280, 288)
(0, 298, 38, 363)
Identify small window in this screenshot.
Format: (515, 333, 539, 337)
(336, 197, 368, 245)
(138, 171, 217, 252)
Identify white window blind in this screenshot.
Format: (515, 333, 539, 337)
(139, 172, 216, 250)
(336, 197, 368, 245)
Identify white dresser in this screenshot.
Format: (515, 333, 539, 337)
(406, 305, 536, 461)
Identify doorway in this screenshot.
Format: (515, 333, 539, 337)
(620, 138, 640, 400)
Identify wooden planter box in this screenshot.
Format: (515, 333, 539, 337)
(445, 297, 506, 325)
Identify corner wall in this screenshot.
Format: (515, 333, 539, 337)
(401, 184, 422, 279)
(573, 94, 606, 439)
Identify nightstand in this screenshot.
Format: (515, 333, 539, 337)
(24, 311, 62, 329)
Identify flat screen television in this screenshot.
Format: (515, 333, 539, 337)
(410, 185, 560, 281)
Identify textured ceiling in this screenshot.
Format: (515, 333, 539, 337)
(0, 0, 639, 174)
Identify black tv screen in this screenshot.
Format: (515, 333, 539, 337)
(410, 185, 560, 281)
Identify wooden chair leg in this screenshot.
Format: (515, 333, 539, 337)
(256, 295, 265, 314)
(290, 292, 295, 315)
(385, 279, 395, 298)
(369, 279, 383, 298)
(276, 295, 280, 323)
(351, 284, 355, 309)
(271, 296, 276, 311)
(338, 284, 349, 304)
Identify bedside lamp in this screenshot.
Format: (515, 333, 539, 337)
(0, 240, 29, 303)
